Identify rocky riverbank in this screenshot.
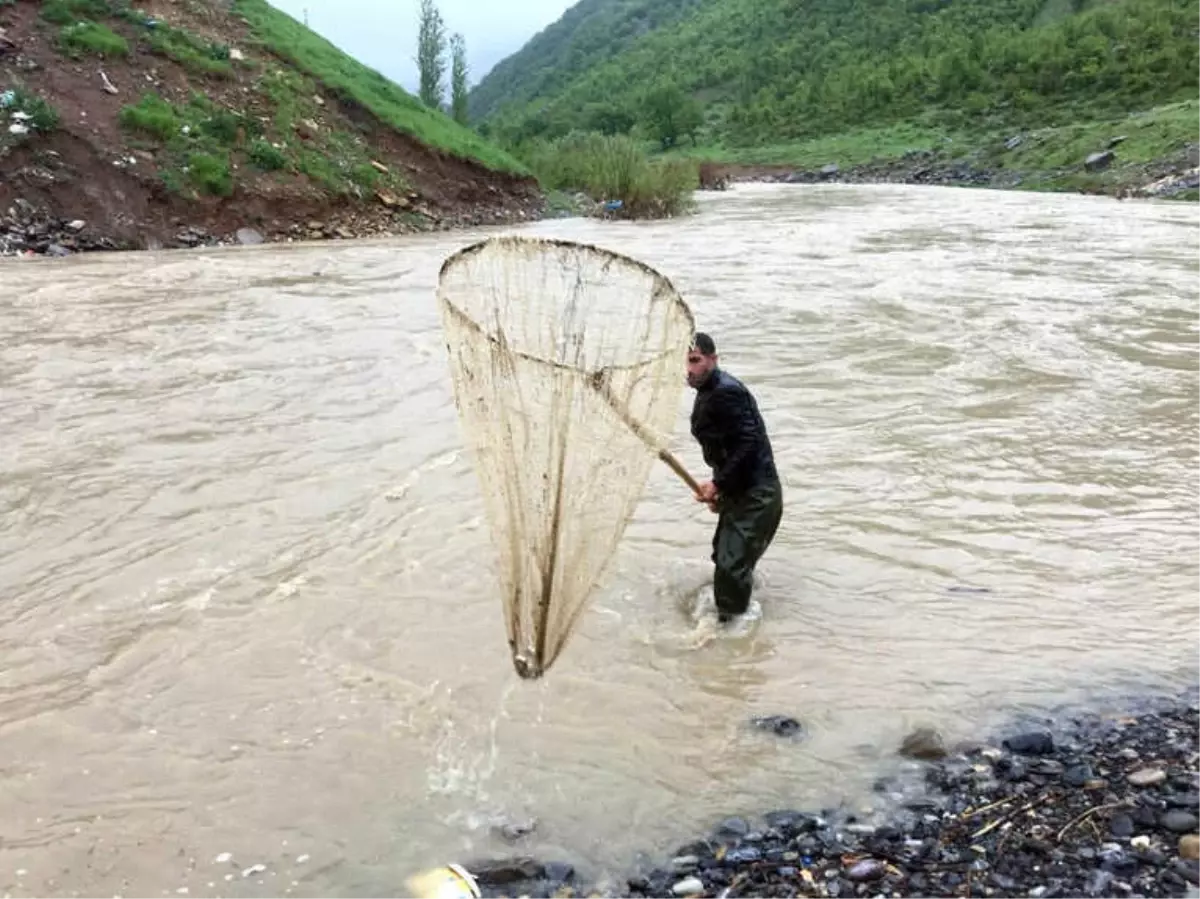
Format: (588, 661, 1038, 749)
(698, 141, 1200, 201)
(456, 686, 1200, 898)
(0, 182, 544, 258)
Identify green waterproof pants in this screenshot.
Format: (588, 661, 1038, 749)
(711, 477, 784, 616)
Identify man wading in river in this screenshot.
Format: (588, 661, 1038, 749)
(687, 332, 784, 623)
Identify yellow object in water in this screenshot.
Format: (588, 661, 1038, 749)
(405, 864, 481, 899)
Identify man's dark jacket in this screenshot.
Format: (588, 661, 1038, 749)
(690, 368, 777, 497)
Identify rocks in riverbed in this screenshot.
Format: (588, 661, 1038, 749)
(1, 200, 122, 256)
(615, 689, 1199, 899)
(900, 726, 948, 760)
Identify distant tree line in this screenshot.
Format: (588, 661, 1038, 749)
(416, 0, 469, 124)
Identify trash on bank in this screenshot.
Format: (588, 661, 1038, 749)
(405, 863, 481, 899)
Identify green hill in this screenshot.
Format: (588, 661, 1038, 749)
(235, 0, 525, 174)
(470, 0, 1198, 183)
(1, 0, 537, 255)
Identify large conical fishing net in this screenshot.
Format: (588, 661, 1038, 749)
(438, 236, 696, 679)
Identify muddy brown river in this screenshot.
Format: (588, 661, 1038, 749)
(1, 184, 1197, 897)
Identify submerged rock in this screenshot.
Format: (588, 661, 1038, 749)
(900, 727, 947, 760)
(751, 715, 805, 738)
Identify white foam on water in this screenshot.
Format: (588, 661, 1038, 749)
(425, 681, 513, 804)
(385, 449, 461, 502)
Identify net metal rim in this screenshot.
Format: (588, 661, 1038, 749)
(437, 235, 696, 379)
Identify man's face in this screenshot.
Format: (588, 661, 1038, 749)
(686, 349, 717, 388)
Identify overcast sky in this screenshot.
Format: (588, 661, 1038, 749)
(268, 0, 575, 92)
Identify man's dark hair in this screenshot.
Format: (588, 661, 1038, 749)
(691, 332, 716, 355)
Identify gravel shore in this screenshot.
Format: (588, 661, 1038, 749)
(465, 686, 1200, 898)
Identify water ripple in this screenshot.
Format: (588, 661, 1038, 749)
(0, 184, 1195, 896)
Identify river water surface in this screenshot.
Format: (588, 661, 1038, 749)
(2, 184, 1197, 897)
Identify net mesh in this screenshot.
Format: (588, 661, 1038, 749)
(437, 236, 695, 679)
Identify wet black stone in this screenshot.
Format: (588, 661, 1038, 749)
(469, 857, 545, 885)
(752, 715, 805, 738)
(1063, 763, 1094, 786)
(1167, 791, 1200, 810)
(1162, 809, 1199, 833)
(1004, 731, 1055, 755)
(543, 861, 574, 884)
(714, 817, 750, 842)
(674, 841, 712, 859)
(1133, 805, 1159, 827)
(1110, 813, 1135, 838)
(763, 809, 817, 835)
(989, 872, 1018, 890)
(1136, 848, 1168, 866)
(1172, 859, 1200, 885)
(726, 846, 762, 865)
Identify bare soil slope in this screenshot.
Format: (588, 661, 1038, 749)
(0, 0, 544, 254)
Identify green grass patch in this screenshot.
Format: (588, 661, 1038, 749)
(251, 67, 410, 194)
(145, 23, 235, 77)
(247, 138, 286, 170)
(119, 92, 238, 196)
(524, 132, 697, 218)
(40, 0, 111, 25)
(59, 20, 128, 56)
(118, 84, 410, 199)
(185, 151, 232, 195)
(232, 0, 528, 175)
(119, 93, 182, 140)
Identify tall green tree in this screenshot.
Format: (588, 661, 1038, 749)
(450, 33, 469, 124)
(416, 0, 446, 110)
(642, 83, 703, 149)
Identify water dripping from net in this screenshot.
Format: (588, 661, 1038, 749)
(427, 680, 514, 805)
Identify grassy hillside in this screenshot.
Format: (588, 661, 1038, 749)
(0, 0, 540, 254)
(467, 0, 699, 123)
(471, 0, 1198, 169)
(234, 0, 525, 174)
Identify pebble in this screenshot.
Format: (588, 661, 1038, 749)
(1110, 813, 1135, 837)
(1002, 731, 1054, 755)
(1064, 763, 1094, 786)
(846, 858, 885, 881)
(714, 817, 749, 841)
(1181, 835, 1200, 861)
(671, 876, 704, 896)
(1129, 767, 1168, 787)
(1163, 810, 1199, 833)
